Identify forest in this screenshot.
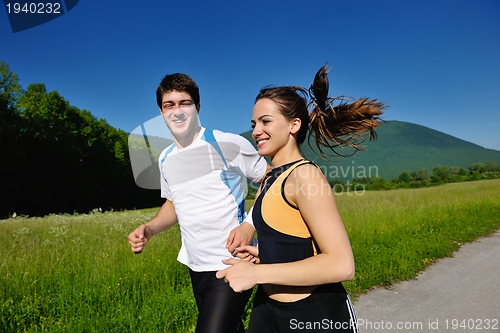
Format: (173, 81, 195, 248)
(0, 62, 162, 219)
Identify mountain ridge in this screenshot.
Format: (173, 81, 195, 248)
(239, 120, 500, 180)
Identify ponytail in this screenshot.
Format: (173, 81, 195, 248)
(308, 65, 385, 157)
(254, 64, 385, 158)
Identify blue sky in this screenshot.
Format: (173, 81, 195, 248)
(1, 0, 500, 150)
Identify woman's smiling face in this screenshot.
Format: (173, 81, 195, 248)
(251, 98, 294, 159)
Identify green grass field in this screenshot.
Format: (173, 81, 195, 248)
(1, 179, 499, 332)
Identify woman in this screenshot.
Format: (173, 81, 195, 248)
(216, 65, 385, 332)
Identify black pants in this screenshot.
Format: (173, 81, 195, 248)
(189, 269, 253, 333)
(247, 283, 358, 333)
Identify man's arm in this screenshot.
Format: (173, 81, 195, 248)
(128, 199, 177, 253)
(226, 220, 255, 254)
(144, 199, 177, 235)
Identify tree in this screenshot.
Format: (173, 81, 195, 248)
(469, 162, 484, 174)
(414, 168, 430, 181)
(0, 62, 163, 218)
(398, 171, 411, 183)
(431, 166, 451, 183)
(0, 61, 22, 114)
(0, 62, 24, 217)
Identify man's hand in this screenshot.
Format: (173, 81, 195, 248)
(226, 222, 255, 255)
(127, 224, 153, 254)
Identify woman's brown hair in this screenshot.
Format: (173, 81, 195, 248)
(255, 64, 385, 157)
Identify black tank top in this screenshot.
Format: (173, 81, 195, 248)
(253, 159, 320, 265)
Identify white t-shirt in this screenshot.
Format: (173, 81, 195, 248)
(159, 127, 267, 271)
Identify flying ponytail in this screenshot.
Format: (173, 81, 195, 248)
(254, 64, 385, 158)
(308, 65, 385, 157)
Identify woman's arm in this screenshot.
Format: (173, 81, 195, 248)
(217, 164, 354, 291)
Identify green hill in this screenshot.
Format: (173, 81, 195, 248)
(240, 120, 500, 180)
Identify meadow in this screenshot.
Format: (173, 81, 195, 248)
(1, 179, 499, 332)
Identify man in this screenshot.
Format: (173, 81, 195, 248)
(128, 73, 267, 333)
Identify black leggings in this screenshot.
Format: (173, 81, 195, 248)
(247, 283, 358, 333)
(189, 269, 253, 333)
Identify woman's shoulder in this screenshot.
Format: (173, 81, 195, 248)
(289, 160, 325, 181)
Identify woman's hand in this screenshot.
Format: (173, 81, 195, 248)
(216, 258, 259, 293)
(232, 245, 260, 264)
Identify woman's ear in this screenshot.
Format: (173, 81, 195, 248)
(290, 118, 302, 135)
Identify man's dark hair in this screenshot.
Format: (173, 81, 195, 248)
(156, 73, 200, 109)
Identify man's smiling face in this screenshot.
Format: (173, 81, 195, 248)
(161, 90, 201, 145)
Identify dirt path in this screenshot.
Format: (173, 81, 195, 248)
(353, 231, 500, 333)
